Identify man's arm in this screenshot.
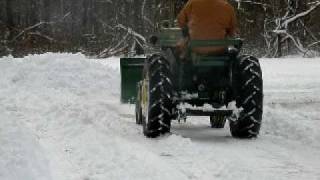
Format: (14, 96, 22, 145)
(177, 1, 192, 28)
(227, 6, 239, 37)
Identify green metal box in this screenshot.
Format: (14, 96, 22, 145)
(120, 57, 145, 103)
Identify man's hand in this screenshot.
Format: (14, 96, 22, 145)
(176, 38, 189, 61)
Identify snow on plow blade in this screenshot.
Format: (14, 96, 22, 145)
(120, 57, 145, 103)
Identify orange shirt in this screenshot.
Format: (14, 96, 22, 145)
(177, 0, 238, 54)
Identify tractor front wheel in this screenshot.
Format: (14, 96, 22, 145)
(135, 82, 143, 125)
(210, 116, 227, 128)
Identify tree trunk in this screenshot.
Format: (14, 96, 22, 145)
(277, 34, 282, 57)
(6, 0, 14, 39)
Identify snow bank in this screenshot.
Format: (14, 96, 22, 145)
(0, 53, 121, 180)
(0, 114, 52, 180)
(260, 58, 320, 147)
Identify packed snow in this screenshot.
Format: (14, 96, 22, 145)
(0, 53, 320, 180)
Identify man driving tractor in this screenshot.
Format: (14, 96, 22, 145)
(122, 0, 263, 139)
(177, 0, 239, 55)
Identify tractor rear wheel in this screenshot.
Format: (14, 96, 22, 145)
(141, 54, 174, 138)
(230, 55, 263, 138)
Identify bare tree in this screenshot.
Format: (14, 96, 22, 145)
(0, 0, 319, 57)
(232, 0, 320, 57)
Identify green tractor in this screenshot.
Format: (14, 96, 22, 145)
(120, 2, 263, 138)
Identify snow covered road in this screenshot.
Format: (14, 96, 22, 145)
(0, 53, 319, 180)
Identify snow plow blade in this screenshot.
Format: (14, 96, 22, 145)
(120, 57, 145, 103)
(186, 109, 233, 117)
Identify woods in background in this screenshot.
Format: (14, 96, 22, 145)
(0, 0, 319, 58)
